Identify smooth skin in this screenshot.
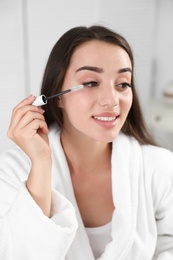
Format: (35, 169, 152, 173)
(8, 41, 133, 225)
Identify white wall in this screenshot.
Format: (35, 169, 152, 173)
(1, 0, 172, 152)
(0, 0, 25, 151)
(151, 0, 173, 98)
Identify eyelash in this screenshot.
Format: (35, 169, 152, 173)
(83, 81, 98, 88)
(116, 82, 131, 89)
(83, 81, 131, 89)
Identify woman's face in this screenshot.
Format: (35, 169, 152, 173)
(58, 40, 133, 143)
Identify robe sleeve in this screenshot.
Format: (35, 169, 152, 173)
(0, 146, 78, 260)
(152, 150, 173, 260)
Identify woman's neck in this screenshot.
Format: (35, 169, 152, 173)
(60, 130, 112, 176)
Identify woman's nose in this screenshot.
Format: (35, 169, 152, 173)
(98, 84, 119, 108)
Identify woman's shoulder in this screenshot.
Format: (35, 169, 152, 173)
(0, 123, 60, 173)
(0, 143, 29, 163)
(0, 143, 31, 186)
(117, 133, 173, 171)
(138, 141, 173, 184)
(142, 143, 173, 169)
(142, 144, 173, 212)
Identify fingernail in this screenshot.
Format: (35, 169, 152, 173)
(39, 108, 45, 114)
(27, 94, 34, 99)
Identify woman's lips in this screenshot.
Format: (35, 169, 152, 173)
(93, 116, 116, 122)
(92, 112, 119, 128)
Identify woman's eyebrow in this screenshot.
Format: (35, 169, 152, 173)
(76, 66, 104, 73)
(118, 67, 132, 74)
(76, 66, 132, 74)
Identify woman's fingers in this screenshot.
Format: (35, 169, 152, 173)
(13, 94, 35, 111)
(7, 94, 48, 144)
(15, 118, 50, 161)
(7, 95, 51, 161)
(15, 118, 48, 143)
(12, 109, 45, 132)
(9, 96, 42, 130)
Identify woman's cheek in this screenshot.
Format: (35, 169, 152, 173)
(123, 91, 133, 107)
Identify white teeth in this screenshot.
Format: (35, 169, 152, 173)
(93, 116, 116, 121)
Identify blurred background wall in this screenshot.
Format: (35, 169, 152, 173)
(0, 0, 173, 152)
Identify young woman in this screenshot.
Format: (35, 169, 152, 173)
(0, 25, 173, 260)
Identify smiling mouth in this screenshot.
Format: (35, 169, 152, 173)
(92, 116, 117, 122)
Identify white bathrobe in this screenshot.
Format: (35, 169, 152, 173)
(0, 123, 173, 260)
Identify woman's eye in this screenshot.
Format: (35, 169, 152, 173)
(116, 82, 131, 89)
(83, 81, 98, 88)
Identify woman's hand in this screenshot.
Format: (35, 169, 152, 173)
(8, 95, 52, 217)
(8, 95, 51, 163)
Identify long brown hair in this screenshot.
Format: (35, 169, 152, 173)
(41, 25, 155, 145)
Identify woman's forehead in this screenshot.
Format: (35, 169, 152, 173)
(69, 40, 132, 71)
